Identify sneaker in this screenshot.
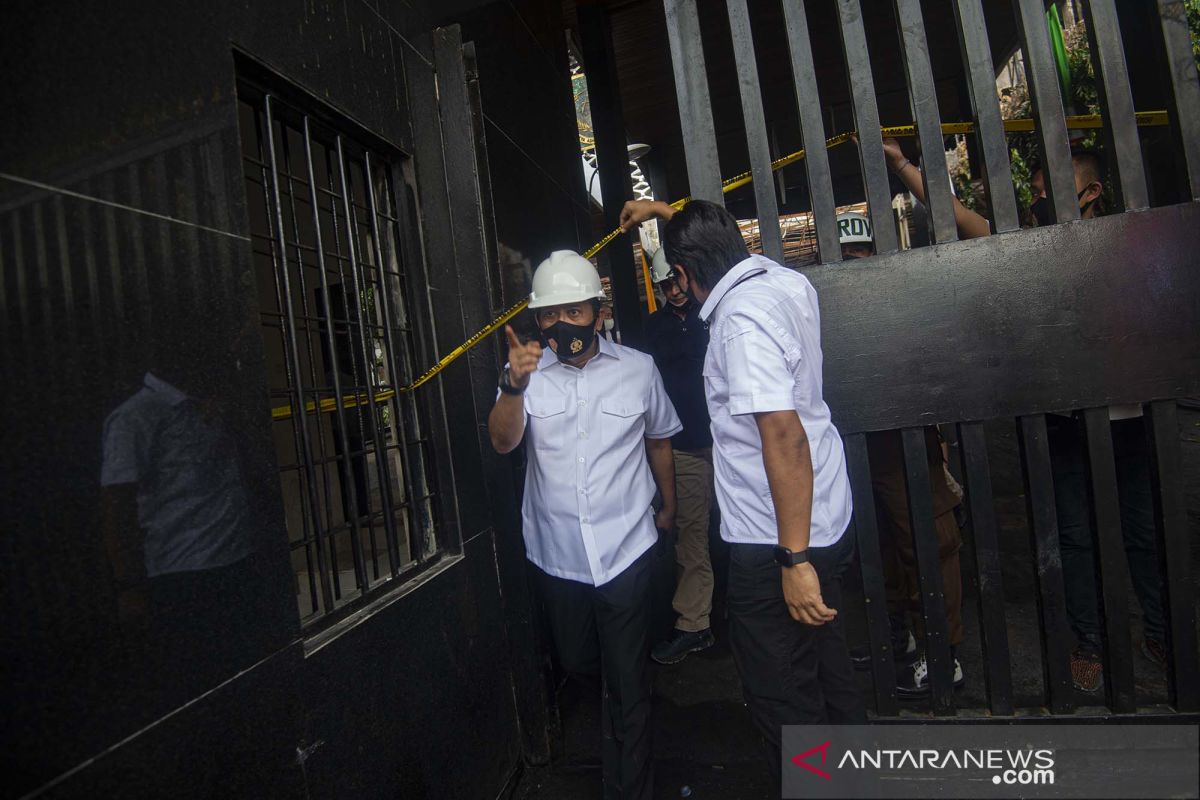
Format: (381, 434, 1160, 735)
(850, 630, 917, 670)
(896, 654, 965, 697)
(1142, 637, 1168, 669)
(651, 628, 715, 665)
(1071, 646, 1103, 692)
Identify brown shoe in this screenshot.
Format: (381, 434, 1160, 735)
(1142, 638, 1168, 669)
(1071, 646, 1103, 692)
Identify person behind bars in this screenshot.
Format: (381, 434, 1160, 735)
(883, 136, 1167, 693)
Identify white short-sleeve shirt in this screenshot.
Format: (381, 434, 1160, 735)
(510, 336, 682, 585)
(100, 372, 257, 576)
(699, 254, 853, 548)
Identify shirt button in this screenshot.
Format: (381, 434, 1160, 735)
(582, 517, 589, 523)
(578, 457, 585, 463)
(578, 400, 586, 406)
(579, 431, 588, 438)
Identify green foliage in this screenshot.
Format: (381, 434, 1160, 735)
(1188, 0, 1200, 67)
(948, 4, 1200, 219)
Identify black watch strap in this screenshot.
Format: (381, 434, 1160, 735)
(773, 545, 810, 567)
(498, 367, 526, 395)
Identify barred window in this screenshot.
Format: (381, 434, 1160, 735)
(237, 77, 440, 628)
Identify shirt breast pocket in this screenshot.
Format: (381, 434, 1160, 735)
(526, 396, 567, 452)
(600, 398, 646, 450)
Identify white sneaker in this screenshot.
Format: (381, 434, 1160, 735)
(896, 653, 964, 697)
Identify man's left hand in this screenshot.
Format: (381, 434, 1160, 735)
(655, 504, 676, 534)
(782, 562, 836, 626)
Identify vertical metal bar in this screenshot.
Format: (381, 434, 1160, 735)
(335, 137, 395, 581)
(726, 0, 783, 263)
(843, 433, 899, 717)
(1145, 400, 1200, 712)
(956, 421, 1013, 716)
(1017, 413, 1074, 714)
(364, 152, 417, 575)
(247, 101, 320, 615)
(1080, 407, 1136, 714)
(264, 95, 335, 615)
(835, 0, 898, 254)
(1011, 0, 1078, 223)
(1080, 0, 1149, 212)
(900, 427, 955, 715)
(1155, 0, 1200, 200)
(281, 123, 370, 582)
(951, 0, 1019, 233)
(577, 3, 644, 349)
(300, 118, 376, 584)
(663, 0, 724, 204)
(781, 0, 840, 263)
(345, 159, 403, 576)
(893, 0, 958, 244)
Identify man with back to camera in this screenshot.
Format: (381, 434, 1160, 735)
(488, 250, 681, 799)
(620, 198, 865, 786)
(644, 247, 717, 664)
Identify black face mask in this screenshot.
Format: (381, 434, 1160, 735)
(541, 320, 597, 362)
(1030, 188, 1092, 227)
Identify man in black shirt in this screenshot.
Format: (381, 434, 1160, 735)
(645, 247, 717, 664)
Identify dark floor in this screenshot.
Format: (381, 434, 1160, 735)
(512, 406, 1200, 799)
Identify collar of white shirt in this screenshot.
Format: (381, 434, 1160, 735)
(144, 372, 189, 406)
(698, 254, 771, 324)
(536, 329, 621, 371)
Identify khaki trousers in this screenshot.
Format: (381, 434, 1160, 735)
(672, 448, 715, 632)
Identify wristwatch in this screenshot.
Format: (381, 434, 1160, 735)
(498, 367, 526, 396)
(773, 545, 810, 567)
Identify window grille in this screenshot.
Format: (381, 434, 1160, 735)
(237, 78, 439, 628)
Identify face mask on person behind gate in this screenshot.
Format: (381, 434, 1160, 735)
(1030, 188, 1092, 227)
(541, 319, 598, 361)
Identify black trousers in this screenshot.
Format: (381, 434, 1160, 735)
(1047, 414, 1165, 648)
(727, 532, 865, 786)
(537, 548, 654, 800)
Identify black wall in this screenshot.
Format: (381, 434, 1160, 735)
(1, 1, 586, 796)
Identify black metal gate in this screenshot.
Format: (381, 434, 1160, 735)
(656, 0, 1200, 719)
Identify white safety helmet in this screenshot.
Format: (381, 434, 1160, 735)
(837, 211, 873, 245)
(649, 247, 672, 284)
(528, 250, 607, 309)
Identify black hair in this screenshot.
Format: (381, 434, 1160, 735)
(1029, 149, 1106, 184)
(661, 199, 750, 292)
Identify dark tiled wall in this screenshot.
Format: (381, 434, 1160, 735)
(445, 0, 594, 309)
(1, 0, 577, 795)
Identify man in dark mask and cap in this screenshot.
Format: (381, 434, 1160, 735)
(644, 247, 717, 665)
(488, 250, 682, 799)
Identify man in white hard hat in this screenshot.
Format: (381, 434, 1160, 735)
(833, 207, 969, 696)
(644, 247, 717, 664)
(618, 198, 862, 787)
(488, 250, 681, 800)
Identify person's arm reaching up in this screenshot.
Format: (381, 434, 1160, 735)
(620, 199, 677, 233)
(876, 136, 993, 240)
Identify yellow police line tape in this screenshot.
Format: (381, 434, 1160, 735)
(271, 110, 1169, 421)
